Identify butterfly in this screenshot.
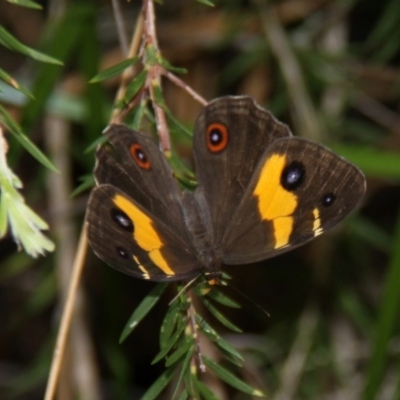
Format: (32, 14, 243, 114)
(86, 96, 366, 283)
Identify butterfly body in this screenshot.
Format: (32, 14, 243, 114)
(86, 96, 366, 282)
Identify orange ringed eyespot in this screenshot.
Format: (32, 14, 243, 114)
(206, 123, 229, 153)
(130, 143, 151, 169)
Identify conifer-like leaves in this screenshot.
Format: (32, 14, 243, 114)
(122, 280, 266, 399)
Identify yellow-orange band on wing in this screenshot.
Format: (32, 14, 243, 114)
(133, 255, 151, 279)
(253, 154, 297, 248)
(113, 194, 175, 276)
(312, 208, 323, 237)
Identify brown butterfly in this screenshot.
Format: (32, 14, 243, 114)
(86, 96, 366, 282)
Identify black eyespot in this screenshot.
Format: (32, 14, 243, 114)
(111, 208, 133, 232)
(322, 192, 336, 207)
(116, 246, 129, 259)
(281, 161, 305, 191)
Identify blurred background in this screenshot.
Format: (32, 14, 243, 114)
(0, 0, 400, 399)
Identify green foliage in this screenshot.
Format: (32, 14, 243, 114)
(0, 25, 61, 64)
(363, 208, 400, 399)
(90, 57, 140, 83)
(128, 281, 265, 399)
(196, 0, 215, 6)
(6, 0, 42, 10)
(120, 283, 168, 343)
(123, 70, 148, 105)
(0, 2, 61, 257)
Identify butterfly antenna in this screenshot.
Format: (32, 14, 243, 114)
(228, 282, 271, 318)
(169, 275, 200, 305)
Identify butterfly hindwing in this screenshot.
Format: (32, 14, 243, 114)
(221, 137, 366, 264)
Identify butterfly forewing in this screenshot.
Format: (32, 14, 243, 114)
(96, 125, 187, 230)
(193, 96, 291, 245)
(87, 125, 199, 281)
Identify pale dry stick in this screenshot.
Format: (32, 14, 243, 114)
(44, 10, 146, 400)
(0, 126, 9, 175)
(183, 297, 225, 399)
(271, 305, 318, 400)
(116, 86, 147, 124)
(143, 0, 160, 50)
(319, 7, 348, 120)
(185, 292, 229, 400)
(118, 3, 208, 123)
(45, 116, 102, 400)
(44, 228, 89, 400)
(111, 0, 129, 56)
(310, 3, 350, 45)
(111, 12, 145, 123)
(162, 69, 208, 107)
(142, 0, 171, 152)
(330, 315, 364, 398)
(148, 74, 171, 152)
(353, 91, 400, 134)
(187, 291, 206, 373)
(254, 0, 322, 141)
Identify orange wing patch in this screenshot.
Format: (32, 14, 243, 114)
(112, 194, 176, 276)
(253, 154, 297, 249)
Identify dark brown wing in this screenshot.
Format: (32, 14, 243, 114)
(221, 137, 366, 264)
(86, 125, 199, 281)
(193, 96, 291, 245)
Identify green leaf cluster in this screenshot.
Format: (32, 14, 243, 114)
(120, 281, 266, 399)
